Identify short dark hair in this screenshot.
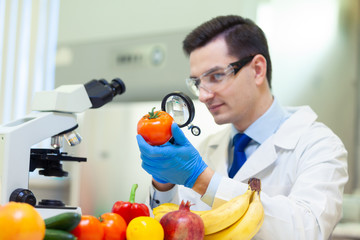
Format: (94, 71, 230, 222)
(183, 15, 272, 87)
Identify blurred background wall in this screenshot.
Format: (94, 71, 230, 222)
(1, 0, 359, 236)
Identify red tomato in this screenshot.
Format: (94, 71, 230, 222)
(100, 212, 127, 240)
(137, 107, 174, 146)
(71, 215, 104, 240)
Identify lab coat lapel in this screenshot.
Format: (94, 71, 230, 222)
(233, 136, 277, 182)
(233, 106, 318, 181)
(202, 126, 279, 181)
(205, 127, 231, 176)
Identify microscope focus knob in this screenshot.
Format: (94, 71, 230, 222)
(9, 188, 37, 206)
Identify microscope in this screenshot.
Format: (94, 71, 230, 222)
(0, 78, 125, 218)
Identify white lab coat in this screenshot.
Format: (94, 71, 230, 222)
(152, 106, 348, 240)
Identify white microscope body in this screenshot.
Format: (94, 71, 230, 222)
(0, 79, 125, 218)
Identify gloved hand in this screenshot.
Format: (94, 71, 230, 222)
(136, 123, 208, 188)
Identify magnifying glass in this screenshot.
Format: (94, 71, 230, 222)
(161, 91, 201, 136)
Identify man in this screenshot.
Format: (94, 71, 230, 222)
(136, 15, 348, 239)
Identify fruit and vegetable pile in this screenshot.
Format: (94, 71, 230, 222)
(0, 179, 263, 240)
(0, 184, 160, 240)
(153, 178, 264, 240)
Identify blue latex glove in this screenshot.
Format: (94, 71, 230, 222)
(136, 123, 208, 188)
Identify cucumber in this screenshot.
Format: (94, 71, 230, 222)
(44, 229, 77, 240)
(44, 212, 81, 231)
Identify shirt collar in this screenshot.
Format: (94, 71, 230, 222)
(231, 97, 289, 144)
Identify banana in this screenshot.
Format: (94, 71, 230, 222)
(153, 203, 179, 215)
(204, 179, 264, 240)
(153, 203, 179, 221)
(193, 209, 211, 216)
(201, 187, 253, 235)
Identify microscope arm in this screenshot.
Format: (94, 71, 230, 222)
(0, 112, 77, 205)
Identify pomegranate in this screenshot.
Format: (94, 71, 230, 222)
(160, 200, 204, 240)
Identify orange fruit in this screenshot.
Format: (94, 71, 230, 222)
(0, 202, 45, 240)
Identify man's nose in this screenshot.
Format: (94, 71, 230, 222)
(198, 86, 214, 103)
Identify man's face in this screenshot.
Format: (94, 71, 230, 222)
(189, 38, 258, 130)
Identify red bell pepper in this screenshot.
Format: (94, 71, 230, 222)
(111, 183, 150, 224)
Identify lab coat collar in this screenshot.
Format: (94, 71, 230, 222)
(204, 105, 318, 180)
(273, 106, 318, 150)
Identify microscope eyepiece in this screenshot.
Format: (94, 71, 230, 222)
(84, 78, 126, 108)
(110, 78, 126, 96)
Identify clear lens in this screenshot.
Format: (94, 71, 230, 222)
(185, 66, 235, 97)
(164, 95, 190, 125)
(186, 77, 200, 96)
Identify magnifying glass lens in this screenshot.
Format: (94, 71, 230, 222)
(164, 96, 190, 126)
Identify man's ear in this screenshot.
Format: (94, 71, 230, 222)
(252, 54, 267, 86)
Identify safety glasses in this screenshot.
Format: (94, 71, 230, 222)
(185, 55, 255, 96)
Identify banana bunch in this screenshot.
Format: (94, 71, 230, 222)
(153, 178, 264, 239)
(204, 180, 264, 240)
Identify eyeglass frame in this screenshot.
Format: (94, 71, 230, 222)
(185, 55, 255, 96)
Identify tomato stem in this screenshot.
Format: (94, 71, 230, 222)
(129, 183, 138, 203)
(148, 107, 161, 119)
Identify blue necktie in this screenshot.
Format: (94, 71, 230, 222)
(229, 133, 252, 178)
